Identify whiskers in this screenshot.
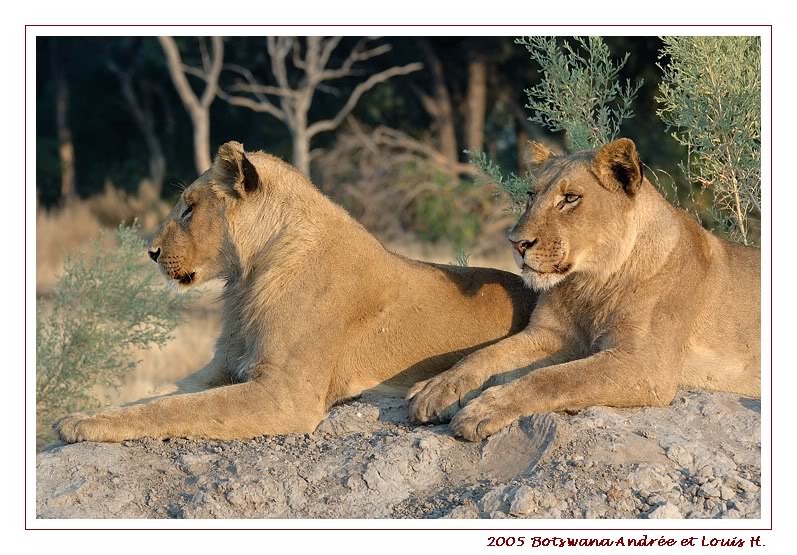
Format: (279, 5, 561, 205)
(171, 179, 189, 195)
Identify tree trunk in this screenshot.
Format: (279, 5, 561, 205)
(146, 136, 167, 193)
(192, 112, 212, 173)
(517, 127, 530, 176)
(158, 36, 222, 176)
(51, 39, 76, 203)
(418, 40, 458, 165)
(292, 130, 311, 176)
(465, 55, 487, 154)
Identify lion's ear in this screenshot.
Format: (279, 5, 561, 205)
(526, 141, 557, 169)
(211, 141, 261, 198)
(592, 138, 643, 196)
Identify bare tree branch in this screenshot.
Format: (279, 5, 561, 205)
(317, 42, 392, 82)
(267, 36, 293, 90)
(307, 62, 422, 138)
(200, 36, 224, 108)
(217, 89, 286, 120)
(228, 81, 298, 98)
(318, 36, 343, 69)
(370, 125, 477, 176)
(216, 37, 421, 174)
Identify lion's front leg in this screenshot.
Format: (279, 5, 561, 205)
(450, 350, 679, 441)
(407, 327, 568, 424)
(54, 378, 327, 443)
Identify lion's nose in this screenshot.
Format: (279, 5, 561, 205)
(148, 248, 161, 262)
(510, 238, 537, 256)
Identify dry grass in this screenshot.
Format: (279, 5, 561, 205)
(36, 201, 103, 293)
(383, 235, 517, 273)
(97, 301, 221, 404)
(36, 181, 170, 292)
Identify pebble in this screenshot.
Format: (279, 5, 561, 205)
(719, 485, 736, 500)
(417, 438, 435, 450)
(698, 484, 720, 498)
(648, 502, 683, 519)
(445, 503, 480, 519)
(737, 477, 760, 493)
(584, 506, 607, 519)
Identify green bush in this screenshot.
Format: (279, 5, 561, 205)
(398, 163, 486, 249)
(36, 223, 189, 445)
(516, 36, 643, 152)
(656, 36, 761, 245)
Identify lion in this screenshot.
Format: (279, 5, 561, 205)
(407, 138, 761, 441)
(54, 141, 535, 443)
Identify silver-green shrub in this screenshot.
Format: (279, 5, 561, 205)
(656, 36, 761, 245)
(36, 224, 189, 445)
(516, 36, 643, 152)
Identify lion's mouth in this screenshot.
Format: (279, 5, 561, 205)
(176, 271, 196, 285)
(523, 263, 571, 275)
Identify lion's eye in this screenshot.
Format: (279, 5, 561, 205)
(181, 205, 193, 219)
(563, 194, 580, 204)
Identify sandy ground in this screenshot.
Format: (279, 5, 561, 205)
(36, 389, 760, 520)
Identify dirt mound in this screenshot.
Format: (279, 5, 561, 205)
(36, 390, 760, 519)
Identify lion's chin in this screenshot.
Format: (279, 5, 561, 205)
(521, 267, 568, 292)
(161, 269, 200, 290)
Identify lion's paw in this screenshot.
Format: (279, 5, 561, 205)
(406, 371, 484, 424)
(53, 411, 119, 443)
(449, 386, 519, 441)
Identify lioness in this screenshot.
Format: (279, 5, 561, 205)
(54, 141, 535, 443)
(408, 138, 760, 441)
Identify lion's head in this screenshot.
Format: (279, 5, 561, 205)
(148, 141, 284, 289)
(508, 138, 645, 291)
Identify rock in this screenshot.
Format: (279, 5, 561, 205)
(629, 465, 675, 494)
(719, 486, 736, 500)
(584, 506, 607, 519)
(540, 491, 560, 509)
(648, 503, 683, 519)
(508, 485, 538, 516)
(315, 402, 380, 437)
(480, 486, 512, 515)
(36, 390, 760, 520)
(417, 437, 435, 450)
(737, 477, 760, 493)
(665, 444, 693, 469)
(698, 484, 720, 498)
(698, 465, 714, 478)
(444, 502, 480, 519)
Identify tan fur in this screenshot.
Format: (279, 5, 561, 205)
(54, 142, 535, 443)
(407, 138, 760, 441)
